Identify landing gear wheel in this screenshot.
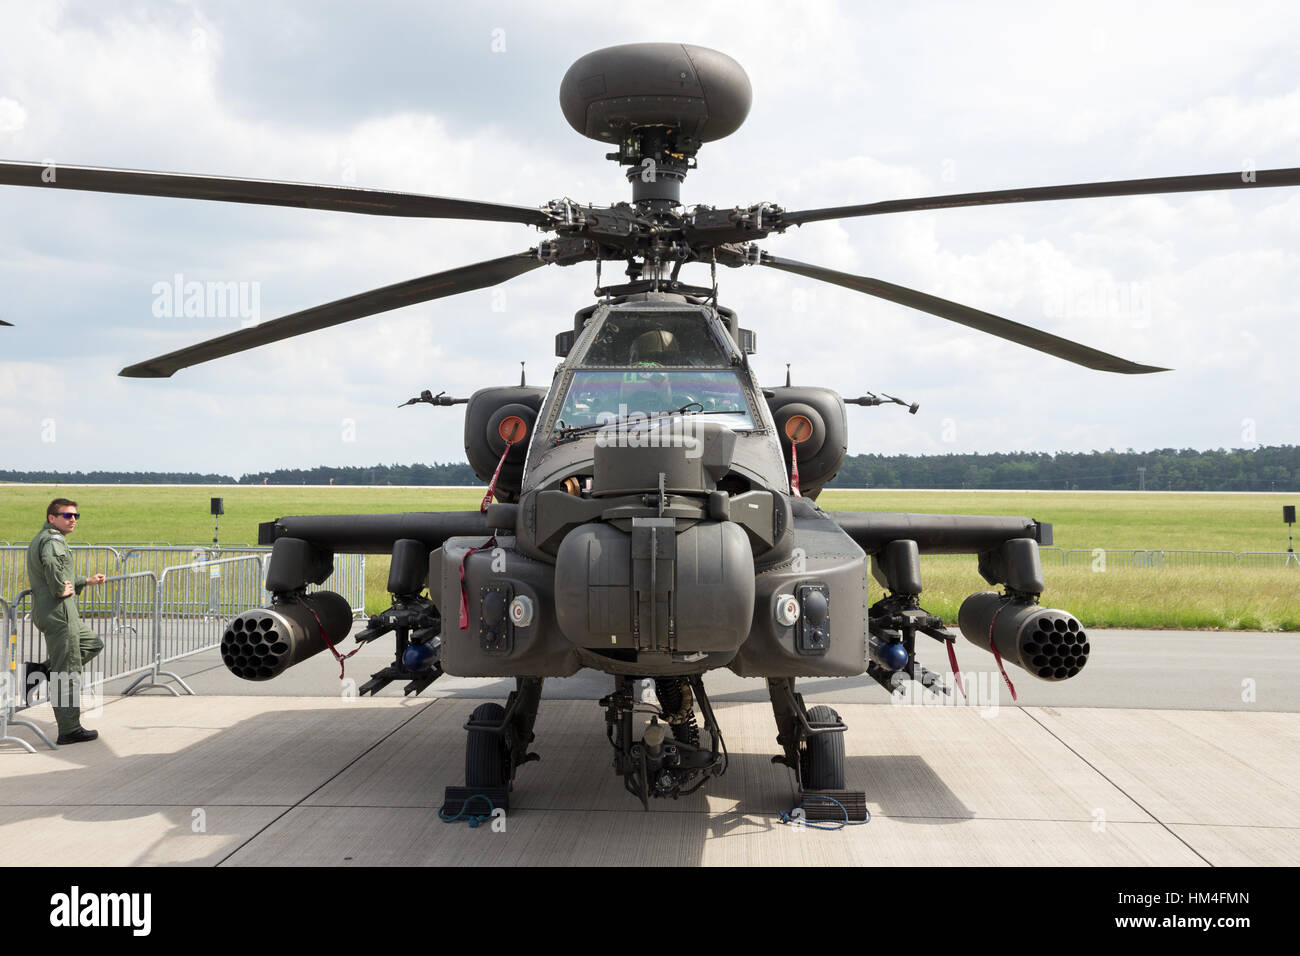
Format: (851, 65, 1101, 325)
(801, 705, 845, 791)
(465, 702, 510, 788)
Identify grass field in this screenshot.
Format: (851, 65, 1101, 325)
(822, 490, 1297, 552)
(3, 485, 1296, 629)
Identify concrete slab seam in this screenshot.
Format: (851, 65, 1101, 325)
(213, 699, 438, 866)
(1019, 706, 1214, 866)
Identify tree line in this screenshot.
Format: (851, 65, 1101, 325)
(0, 469, 235, 484)
(3, 445, 1297, 491)
(824, 445, 1300, 491)
(233, 462, 479, 485)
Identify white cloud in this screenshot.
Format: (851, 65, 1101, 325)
(0, 96, 25, 132)
(1, 1, 1299, 471)
(1141, 91, 1300, 156)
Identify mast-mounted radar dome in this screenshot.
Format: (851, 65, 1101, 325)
(559, 43, 752, 147)
(560, 43, 752, 205)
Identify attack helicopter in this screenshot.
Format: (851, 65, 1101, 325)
(4, 42, 1299, 816)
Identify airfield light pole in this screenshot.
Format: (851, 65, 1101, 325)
(1285, 506, 1297, 568)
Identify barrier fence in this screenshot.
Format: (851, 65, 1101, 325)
(1057, 549, 1292, 569)
(1, 546, 367, 748)
(0, 545, 120, 609)
(154, 555, 268, 673)
(5, 555, 271, 706)
(95, 571, 163, 689)
(0, 544, 366, 615)
(2, 593, 57, 752)
(915, 546, 1296, 569)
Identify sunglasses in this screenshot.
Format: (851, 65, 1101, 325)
(57, 512, 81, 519)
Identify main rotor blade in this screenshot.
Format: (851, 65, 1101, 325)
(0, 160, 555, 228)
(760, 253, 1169, 374)
(781, 167, 1300, 228)
(120, 250, 546, 378)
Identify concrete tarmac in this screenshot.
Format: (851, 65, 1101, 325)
(95, 624, 1300, 712)
(2, 626, 1297, 866)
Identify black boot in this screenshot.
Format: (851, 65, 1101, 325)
(56, 727, 99, 745)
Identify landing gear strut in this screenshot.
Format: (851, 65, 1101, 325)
(767, 678, 866, 821)
(441, 677, 544, 816)
(601, 675, 727, 810)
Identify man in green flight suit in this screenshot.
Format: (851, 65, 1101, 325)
(25, 498, 107, 745)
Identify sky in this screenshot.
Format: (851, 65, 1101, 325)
(2, 0, 1299, 475)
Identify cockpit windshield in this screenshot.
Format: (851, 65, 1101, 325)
(555, 369, 756, 431)
(580, 311, 729, 367)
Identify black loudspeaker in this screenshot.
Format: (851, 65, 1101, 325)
(211, 497, 225, 516)
(1285, 506, 1296, 525)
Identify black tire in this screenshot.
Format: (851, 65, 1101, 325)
(802, 705, 845, 791)
(465, 702, 510, 788)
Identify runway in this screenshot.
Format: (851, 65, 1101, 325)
(2, 628, 1297, 866)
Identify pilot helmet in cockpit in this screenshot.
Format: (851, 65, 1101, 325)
(629, 328, 680, 366)
(622, 329, 680, 415)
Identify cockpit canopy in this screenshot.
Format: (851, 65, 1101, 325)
(556, 369, 756, 430)
(579, 310, 732, 367)
(552, 307, 758, 432)
(522, 299, 792, 496)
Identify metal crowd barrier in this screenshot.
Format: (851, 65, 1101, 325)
(916, 546, 1065, 566)
(118, 545, 217, 580)
(1, 595, 57, 752)
(7, 572, 163, 680)
(3, 555, 273, 724)
(1065, 548, 1161, 568)
(118, 545, 365, 615)
(1065, 548, 1136, 567)
(313, 551, 366, 615)
(1238, 551, 1300, 568)
(7, 572, 169, 717)
(95, 572, 166, 691)
(0, 543, 366, 617)
(1158, 550, 1238, 568)
(1059, 548, 1297, 569)
(0, 545, 122, 610)
(2, 543, 363, 711)
(135, 555, 268, 693)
